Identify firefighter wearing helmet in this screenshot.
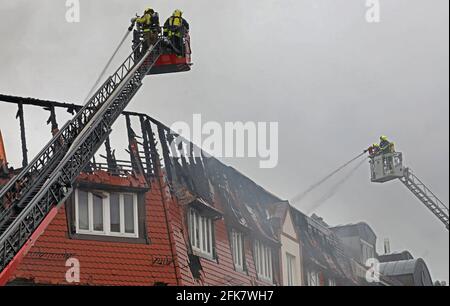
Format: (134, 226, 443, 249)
(164, 9, 190, 55)
(134, 7, 160, 50)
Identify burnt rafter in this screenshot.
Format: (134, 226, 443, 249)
(43, 106, 59, 133)
(1, 93, 219, 203)
(0, 94, 81, 115)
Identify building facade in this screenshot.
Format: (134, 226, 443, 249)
(268, 202, 303, 286)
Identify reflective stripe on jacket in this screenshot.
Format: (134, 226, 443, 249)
(164, 16, 184, 37)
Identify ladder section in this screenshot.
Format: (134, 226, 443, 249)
(400, 168, 449, 230)
(0, 41, 149, 230)
(0, 41, 163, 274)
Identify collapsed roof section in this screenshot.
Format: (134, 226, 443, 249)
(291, 208, 358, 285)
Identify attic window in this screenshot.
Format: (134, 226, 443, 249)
(75, 189, 139, 238)
(286, 253, 298, 286)
(231, 230, 245, 271)
(188, 208, 215, 258)
(253, 240, 273, 283)
(307, 270, 320, 286)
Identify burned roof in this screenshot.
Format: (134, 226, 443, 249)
(291, 209, 358, 284)
(331, 222, 377, 246)
(378, 251, 414, 263)
(165, 141, 281, 244)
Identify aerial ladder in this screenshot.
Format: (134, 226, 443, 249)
(369, 151, 449, 230)
(291, 143, 449, 232)
(0, 23, 192, 285)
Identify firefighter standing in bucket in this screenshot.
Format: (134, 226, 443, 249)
(368, 143, 381, 158)
(379, 135, 395, 154)
(164, 9, 190, 55)
(379, 135, 396, 170)
(132, 7, 160, 51)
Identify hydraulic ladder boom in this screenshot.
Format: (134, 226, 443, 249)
(370, 152, 449, 230)
(0, 40, 163, 284)
(400, 168, 449, 230)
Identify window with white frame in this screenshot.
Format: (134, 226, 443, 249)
(231, 230, 244, 270)
(253, 240, 273, 282)
(286, 253, 297, 286)
(75, 189, 139, 238)
(188, 208, 214, 257)
(307, 270, 320, 286)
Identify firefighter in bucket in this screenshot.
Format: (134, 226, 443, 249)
(163, 9, 190, 56)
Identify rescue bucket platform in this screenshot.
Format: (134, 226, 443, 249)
(370, 152, 405, 183)
(148, 52, 192, 75)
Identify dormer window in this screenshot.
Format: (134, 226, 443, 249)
(253, 240, 273, 282)
(188, 208, 214, 258)
(231, 230, 245, 271)
(75, 189, 139, 238)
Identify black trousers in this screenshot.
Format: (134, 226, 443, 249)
(171, 35, 184, 55)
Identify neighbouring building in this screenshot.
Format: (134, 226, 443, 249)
(378, 251, 433, 286)
(291, 212, 357, 286)
(331, 222, 378, 282)
(268, 201, 303, 286)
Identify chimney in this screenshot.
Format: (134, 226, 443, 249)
(384, 238, 391, 254)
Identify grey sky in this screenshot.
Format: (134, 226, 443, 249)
(0, 0, 448, 282)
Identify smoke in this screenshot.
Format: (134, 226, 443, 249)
(306, 158, 368, 214)
(291, 151, 367, 204)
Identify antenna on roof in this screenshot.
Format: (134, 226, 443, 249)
(384, 238, 391, 254)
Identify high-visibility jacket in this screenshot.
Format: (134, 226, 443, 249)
(380, 140, 395, 154)
(369, 144, 380, 156)
(164, 16, 189, 38)
(136, 12, 160, 32)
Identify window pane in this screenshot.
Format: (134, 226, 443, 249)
(233, 232, 239, 266)
(110, 193, 120, 233)
(93, 194, 103, 231)
(262, 245, 266, 277)
(202, 217, 206, 252)
(287, 254, 295, 285)
(238, 234, 242, 266)
(206, 219, 211, 254)
(195, 213, 200, 249)
(191, 210, 196, 247)
(268, 249, 272, 279)
(234, 232, 243, 268)
(257, 242, 261, 275)
(124, 194, 135, 234)
(189, 210, 194, 243)
(240, 235, 243, 266)
(255, 242, 260, 274)
(199, 216, 203, 251)
(78, 190, 89, 230)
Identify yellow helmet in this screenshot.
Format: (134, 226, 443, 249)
(373, 143, 380, 148)
(145, 7, 154, 14)
(380, 135, 388, 141)
(173, 9, 183, 17)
